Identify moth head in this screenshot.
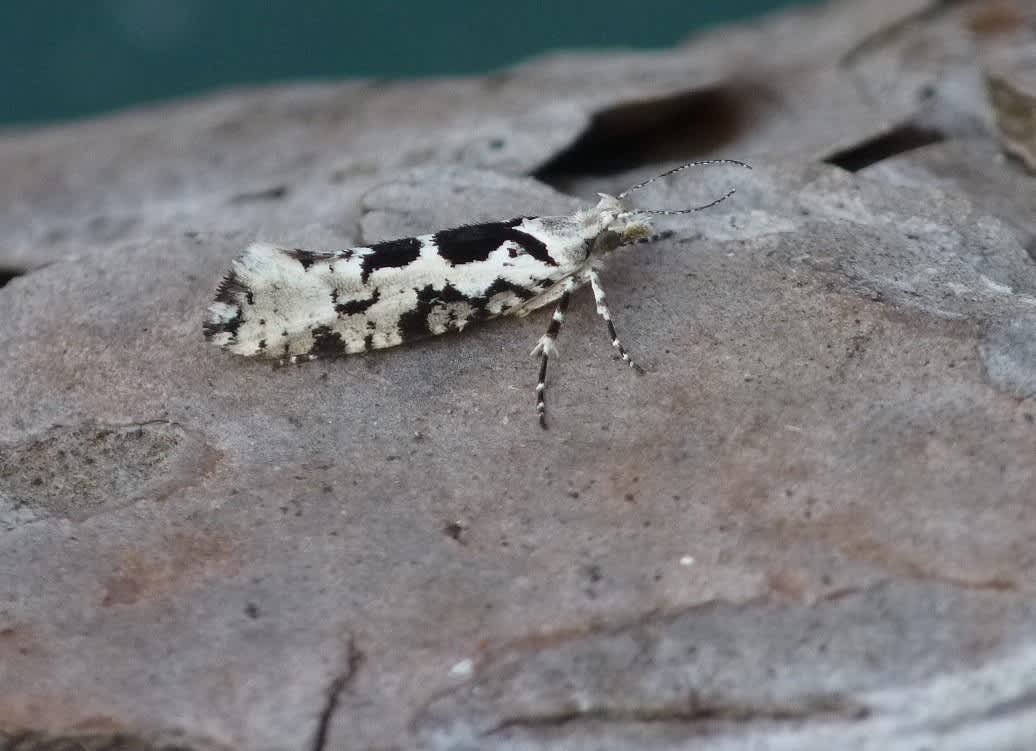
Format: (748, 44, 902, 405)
(596, 158, 752, 252)
(592, 193, 656, 250)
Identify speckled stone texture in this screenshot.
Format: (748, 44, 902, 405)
(2, 1, 1035, 750)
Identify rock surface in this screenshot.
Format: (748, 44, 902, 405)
(2, 1, 1036, 750)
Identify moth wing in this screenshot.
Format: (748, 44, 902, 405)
(204, 240, 498, 361)
(204, 242, 367, 358)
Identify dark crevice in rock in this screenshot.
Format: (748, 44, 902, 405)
(229, 184, 290, 204)
(310, 639, 364, 751)
(0, 730, 207, 751)
(533, 83, 769, 184)
(0, 267, 26, 289)
(824, 124, 947, 172)
(484, 696, 870, 737)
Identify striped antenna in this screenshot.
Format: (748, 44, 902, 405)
(617, 159, 752, 215)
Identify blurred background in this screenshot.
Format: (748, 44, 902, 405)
(2, 1, 817, 128)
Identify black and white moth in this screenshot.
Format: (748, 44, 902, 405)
(204, 160, 749, 427)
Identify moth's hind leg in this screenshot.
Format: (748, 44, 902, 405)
(588, 269, 643, 374)
(530, 278, 577, 429)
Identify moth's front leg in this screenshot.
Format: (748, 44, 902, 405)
(587, 269, 643, 373)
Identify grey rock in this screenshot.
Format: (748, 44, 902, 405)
(0, 420, 214, 526)
(860, 137, 1036, 256)
(982, 318, 1036, 398)
(415, 581, 1036, 750)
(2, 1, 1036, 750)
(985, 37, 1036, 170)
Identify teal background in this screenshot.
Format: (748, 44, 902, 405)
(2, 1, 815, 127)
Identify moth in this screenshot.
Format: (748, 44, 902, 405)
(204, 159, 749, 427)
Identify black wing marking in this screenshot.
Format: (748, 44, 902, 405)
(360, 237, 423, 283)
(433, 218, 556, 267)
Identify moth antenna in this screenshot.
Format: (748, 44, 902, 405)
(638, 187, 738, 216)
(617, 158, 751, 199)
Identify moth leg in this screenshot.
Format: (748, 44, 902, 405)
(588, 269, 643, 373)
(530, 278, 577, 429)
